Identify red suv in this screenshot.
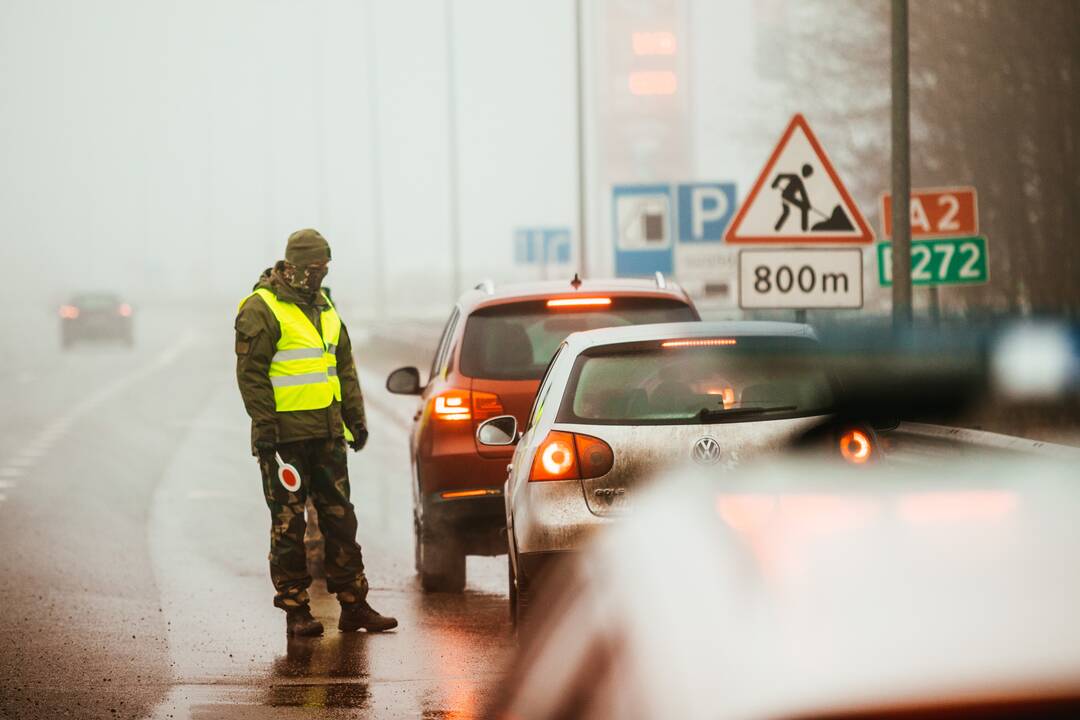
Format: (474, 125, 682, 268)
(386, 275, 699, 592)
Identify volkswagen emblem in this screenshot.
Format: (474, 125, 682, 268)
(692, 436, 723, 466)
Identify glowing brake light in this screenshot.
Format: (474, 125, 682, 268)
(59, 305, 80, 319)
(433, 390, 471, 421)
(432, 389, 504, 424)
(529, 431, 614, 482)
(839, 428, 873, 465)
(662, 338, 737, 348)
(118, 303, 132, 317)
(441, 488, 501, 500)
(547, 297, 612, 309)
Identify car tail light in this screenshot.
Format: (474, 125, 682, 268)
(839, 428, 873, 465)
(530, 430, 613, 482)
(432, 389, 472, 421)
(59, 305, 80, 319)
(661, 338, 737, 348)
(471, 391, 504, 422)
(546, 297, 612, 309)
(432, 388, 505, 424)
(575, 433, 614, 479)
(530, 431, 578, 481)
(118, 303, 132, 317)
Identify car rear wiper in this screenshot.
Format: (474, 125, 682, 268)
(696, 405, 797, 422)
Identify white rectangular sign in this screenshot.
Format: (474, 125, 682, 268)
(738, 248, 863, 309)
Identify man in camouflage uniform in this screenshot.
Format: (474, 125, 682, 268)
(235, 228, 397, 636)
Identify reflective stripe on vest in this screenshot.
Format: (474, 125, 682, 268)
(239, 287, 343, 412)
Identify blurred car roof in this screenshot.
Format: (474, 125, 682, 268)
(495, 456, 1080, 719)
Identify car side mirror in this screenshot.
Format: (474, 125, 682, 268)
(386, 366, 423, 395)
(477, 415, 519, 446)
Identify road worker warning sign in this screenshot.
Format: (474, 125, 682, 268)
(725, 114, 874, 244)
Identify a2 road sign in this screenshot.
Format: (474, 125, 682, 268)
(739, 248, 863, 309)
(877, 236, 989, 287)
(880, 187, 978, 238)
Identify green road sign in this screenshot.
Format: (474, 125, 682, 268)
(878, 236, 989, 287)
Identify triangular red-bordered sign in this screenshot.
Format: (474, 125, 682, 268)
(725, 114, 874, 244)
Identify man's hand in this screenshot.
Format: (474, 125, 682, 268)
(348, 424, 369, 452)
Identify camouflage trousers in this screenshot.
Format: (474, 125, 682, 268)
(258, 437, 368, 611)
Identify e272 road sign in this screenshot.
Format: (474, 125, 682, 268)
(877, 236, 989, 287)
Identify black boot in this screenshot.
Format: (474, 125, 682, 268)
(286, 606, 324, 637)
(339, 600, 398, 632)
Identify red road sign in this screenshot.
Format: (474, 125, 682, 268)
(725, 114, 874, 244)
(880, 186, 978, 239)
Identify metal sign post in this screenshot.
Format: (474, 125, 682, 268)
(891, 0, 913, 326)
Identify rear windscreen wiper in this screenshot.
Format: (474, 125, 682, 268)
(696, 405, 797, 422)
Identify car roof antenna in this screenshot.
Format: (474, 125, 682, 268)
(570, 273, 583, 290)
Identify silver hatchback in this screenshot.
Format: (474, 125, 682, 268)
(477, 321, 863, 625)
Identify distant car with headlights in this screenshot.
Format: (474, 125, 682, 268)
(58, 292, 134, 348)
(385, 275, 699, 592)
(489, 455, 1080, 720)
(477, 321, 879, 625)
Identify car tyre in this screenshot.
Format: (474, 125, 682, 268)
(418, 529, 466, 593)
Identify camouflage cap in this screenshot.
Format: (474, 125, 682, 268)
(285, 229, 331, 267)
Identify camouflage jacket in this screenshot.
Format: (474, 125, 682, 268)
(235, 265, 366, 453)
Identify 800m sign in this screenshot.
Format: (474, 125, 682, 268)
(739, 249, 863, 309)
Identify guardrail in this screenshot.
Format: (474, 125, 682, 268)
(884, 421, 1080, 463)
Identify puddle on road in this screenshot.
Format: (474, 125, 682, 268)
(265, 681, 371, 708)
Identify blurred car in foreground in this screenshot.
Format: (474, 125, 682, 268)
(58, 292, 134, 348)
(477, 320, 878, 625)
(491, 454, 1080, 720)
(385, 274, 699, 592)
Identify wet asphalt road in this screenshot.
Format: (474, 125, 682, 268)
(0, 304, 512, 719)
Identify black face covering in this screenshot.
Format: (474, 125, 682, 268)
(283, 261, 329, 296)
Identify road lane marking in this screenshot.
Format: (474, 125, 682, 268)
(25, 330, 200, 458)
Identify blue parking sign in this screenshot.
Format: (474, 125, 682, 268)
(677, 183, 736, 243)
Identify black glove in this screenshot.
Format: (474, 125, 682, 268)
(348, 424, 369, 452)
(255, 439, 276, 463)
(254, 424, 277, 462)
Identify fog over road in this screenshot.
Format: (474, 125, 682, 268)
(0, 305, 511, 719)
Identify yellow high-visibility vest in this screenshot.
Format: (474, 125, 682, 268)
(238, 287, 345, 414)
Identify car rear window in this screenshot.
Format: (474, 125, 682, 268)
(459, 297, 697, 381)
(72, 293, 121, 309)
(558, 336, 834, 425)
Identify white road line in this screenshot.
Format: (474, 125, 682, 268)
(30, 330, 200, 452)
(0, 330, 201, 512)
